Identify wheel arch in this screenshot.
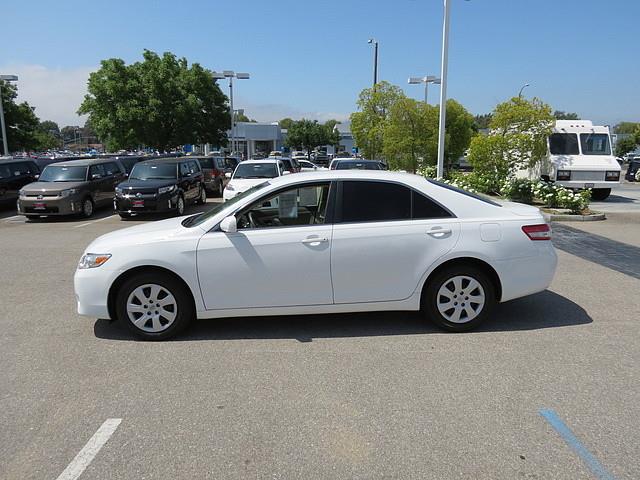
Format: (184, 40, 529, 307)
(107, 265, 196, 321)
(421, 257, 502, 303)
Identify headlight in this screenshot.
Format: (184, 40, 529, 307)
(78, 253, 112, 269)
(19, 189, 26, 197)
(556, 170, 571, 181)
(115, 187, 123, 194)
(158, 185, 176, 195)
(605, 171, 620, 181)
(226, 184, 235, 191)
(59, 188, 77, 198)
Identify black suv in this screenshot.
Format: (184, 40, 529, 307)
(0, 158, 41, 207)
(114, 157, 206, 219)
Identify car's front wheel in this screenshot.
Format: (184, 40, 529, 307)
(197, 185, 207, 205)
(116, 272, 194, 340)
(175, 195, 185, 216)
(422, 265, 496, 332)
(80, 197, 94, 218)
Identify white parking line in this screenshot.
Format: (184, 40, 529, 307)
(73, 222, 93, 228)
(55, 418, 122, 480)
(2, 215, 22, 223)
(73, 215, 117, 228)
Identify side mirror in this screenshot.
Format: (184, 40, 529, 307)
(91, 174, 102, 180)
(219, 215, 237, 233)
(34, 174, 40, 179)
(225, 172, 232, 179)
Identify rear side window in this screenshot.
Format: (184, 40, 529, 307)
(104, 162, 120, 175)
(89, 164, 106, 179)
(189, 160, 201, 173)
(339, 181, 411, 223)
(412, 191, 452, 219)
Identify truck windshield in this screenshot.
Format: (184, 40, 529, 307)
(580, 133, 611, 155)
(549, 133, 579, 155)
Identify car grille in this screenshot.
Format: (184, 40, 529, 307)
(570, 171, 605, 181)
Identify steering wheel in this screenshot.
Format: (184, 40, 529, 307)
(248, 211, 259, 228)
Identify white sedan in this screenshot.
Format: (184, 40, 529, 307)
(222, 159, 285, 202)
(75, 171, 557, 340)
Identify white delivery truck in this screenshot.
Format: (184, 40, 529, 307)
(539, 120, 621, 200)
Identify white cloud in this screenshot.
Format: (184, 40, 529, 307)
(0, 64, 350, 127)
(0, 64, 95, 127)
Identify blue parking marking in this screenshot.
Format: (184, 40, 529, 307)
(539, 409, 616, 480)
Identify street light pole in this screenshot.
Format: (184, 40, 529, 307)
(436, 0, 451, 179)
(518, 82, 530, 98)
(368, 38, 378, 88)
(0, 74, 19, 156)
(408, 76, 441, 104)
(212, 70, 250, 158)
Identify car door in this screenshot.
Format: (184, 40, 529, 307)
(190, 160, 203, 196)
(197, 181, 334, 310)
(103, 162, 124, 204)
(88, 164, 108, 204)
(330, 180, 460, 304)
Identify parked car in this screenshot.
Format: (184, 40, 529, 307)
(114, 155, 147, 175)
(222, 159, 286, 201)
(17, 158, 126, 219)
(114, 157, 206, 219)
(75, 170, 558, 340)
(329, 159, 384, 170)
(195, 156, 237, 197)
(278, 157, 301, 173)
(0, 158, 41, 207)
(313, 151, 329, 166)
(625, 159, 640, 181)
(298, 159, 327, 172)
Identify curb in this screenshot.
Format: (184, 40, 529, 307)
(542, 212, 606, 222)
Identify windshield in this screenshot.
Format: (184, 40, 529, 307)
(549, 133, 579, 155)
(336, 161, 381, 170)
(183, 182, 270, 228)
(233, 163, 278, 179)
(39, 165, 87, 182)
(580, 133, 611, 155)
(130, 163, 177, 180)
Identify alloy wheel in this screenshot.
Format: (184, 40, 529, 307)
(126, 284, 177, 333)
(82, 199, 93, 217)
(177, 196, 185, 215)
(436, 275, 486, 323)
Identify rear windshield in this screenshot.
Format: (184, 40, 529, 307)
(233, 163, 279, 179)
(428, 179, 502, 207)
(130, 163, 177, 180)
(198, 158, 215, 169)
(580, 133, 611, 155)
(336, 161, 381, 170)
(39, 165, 87, 182)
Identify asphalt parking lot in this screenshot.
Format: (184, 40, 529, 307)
(1, 188, 640, 480)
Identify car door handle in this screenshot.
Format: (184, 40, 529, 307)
(301, 237, 328, 245)
(427, 227, 452, 237)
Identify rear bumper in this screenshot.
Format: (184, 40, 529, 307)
(495, 244, 558, 302)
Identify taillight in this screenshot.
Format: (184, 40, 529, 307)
(211, 168, 220, 177)
(522, 224, 552, 241)
(556, 170, 571, 181)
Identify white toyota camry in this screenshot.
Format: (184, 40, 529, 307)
(74, 171, 557, 340)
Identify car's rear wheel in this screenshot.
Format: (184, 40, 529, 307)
(80, 197, 94, 218)
(175, 195, 185, 216)
(116, 272, 194, 340)
(422, 265, 495, 332)
(591, 188, 611, 201)
(198, 185, 207, 204)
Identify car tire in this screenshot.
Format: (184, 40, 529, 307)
(80, 197, 94, 218)
(118, 213, 132, 220)
(116, 272, 195, 341)
(422, 265, 496, 332)
(217, 182, 224, 198)
(197, 185, 207, 205)
(175, 195, 185, 216)
(591, 188, 611, 201)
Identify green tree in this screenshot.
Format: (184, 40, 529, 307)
(235, 112, 256, 123)
(285, 119, 330, 159)
(442, 99, 476, 169)
(278, 118, 295, 130)
(350, 81, 404, 159)
(0, 80, 41, 152)
(323, 119, 341, 150)
(79, 50, 230, 151)
(614, 122, 640, 135)
(383, 97, 438, 173)
(615, 136, 637, 157)
(474, 113, 492, 130)
(553, 110, 579, 120)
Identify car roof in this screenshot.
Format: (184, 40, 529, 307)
(267, 169, 425, 187)
(0, 157, 36, 164)
(136, 157, 189, 165)
(42, 158, 118, 167)
(242, 159, 281, 164)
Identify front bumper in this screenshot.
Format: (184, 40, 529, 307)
(74, 266, 116, 319)
(17, 195, 81, 216)
(555, 180, 620, 190)
(114, 192, 179, 214)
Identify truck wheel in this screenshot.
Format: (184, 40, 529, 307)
(591, 188, 611, 201)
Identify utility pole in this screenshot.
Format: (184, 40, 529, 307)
(368, 38, 378, 88)
(436, 0, 451, 178)
(0, 75, 19, 156)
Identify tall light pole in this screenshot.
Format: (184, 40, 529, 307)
(435, 0, 453, 178)
(408, 75, 441, 104)
(367, 38, 378, 88)
(212, 70, 250, 157)
(0, 74, 19, 156)
(518, 82, 530, 98)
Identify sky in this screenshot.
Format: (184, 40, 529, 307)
(1, 0, 639, 128)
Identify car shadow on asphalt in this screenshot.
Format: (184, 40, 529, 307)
(93, 290, 592, 342)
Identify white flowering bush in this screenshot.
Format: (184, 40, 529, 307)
(504, 178, 591, 214)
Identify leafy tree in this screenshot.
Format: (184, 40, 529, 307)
(235, 112, 256, 123)
(78, 50, 230, 151)
(0, 80, 41, 152)
(442, 99, 476, 169)
(553, 110, 579, 120)
(323, 119, 341, 150)
(383, 97, 438, 173)
(614, 122, 640, 135)
(278, 118, 295, 130)
(474, 113, 492, 130)
(285, 119, 331, 159)
(350, 81, 404, 159)
(615, 136, 637, 157)
(468, 96, 554, 185)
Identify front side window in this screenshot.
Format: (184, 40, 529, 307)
(339, 181, 411, 223)
(549, 133, 579, 155)
(237, 183, 331, 229)
(39, 165, 88, 182)
(89, 164, 106, 179)
(580, 133, 611, 155)
(104, 162, 120, 176)
(233, 163, 279, 179)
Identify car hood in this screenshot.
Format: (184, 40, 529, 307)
(228, 178, 270, 192)
(86, 216, 204, 252)
(21, 181, 86, 194)
(117, 178, 177, 189)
